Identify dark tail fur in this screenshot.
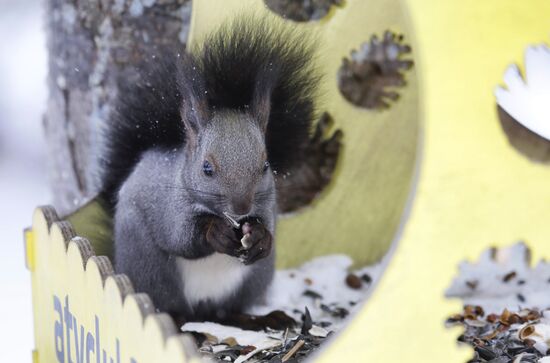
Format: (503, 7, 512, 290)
(100, 16, 320, 206)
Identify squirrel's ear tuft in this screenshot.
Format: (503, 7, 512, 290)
(252, 64, 280, 133)
(178, 55, 210, 146)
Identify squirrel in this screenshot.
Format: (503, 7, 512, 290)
(97, 17, 342, 323)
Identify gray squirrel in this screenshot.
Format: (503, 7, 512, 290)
(98, 17, 342, 323)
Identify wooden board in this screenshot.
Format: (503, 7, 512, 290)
(27, 207, 200, 363)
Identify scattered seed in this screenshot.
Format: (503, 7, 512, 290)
(205, 333, 218, 345)
(361, 274, 372, 284)
(303, 290, 323, 300)
(519, 325, 535, 340)
(240, 345, 256, 355)
(309, 325, 329, 338)
(503, 271, 517, 282)
(301, 307, 313, 335)
(304, 278, 313, 286)
(320, 304, 349, 319)
(448, 305, 548, 363)
(345, 273, 362, 289)
(240, 222, 252, 249)
(465, 319, 487, 328)
(466, 280, 479, 290)
(526, 310, 540, 321)
(222, 337, 238, 347)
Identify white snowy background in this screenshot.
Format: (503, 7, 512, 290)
(0, 0, 50, 360)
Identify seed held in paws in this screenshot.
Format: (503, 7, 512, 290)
(241, 222, 253, 249)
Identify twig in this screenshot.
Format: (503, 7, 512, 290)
(281, 339, 304, 362)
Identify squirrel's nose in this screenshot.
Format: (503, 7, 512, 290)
(231, 197, 252, 216)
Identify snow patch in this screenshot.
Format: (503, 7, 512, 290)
(446, 242, 550, 314)
(181, 254, 384, 347)
(181, 322, 281, 347)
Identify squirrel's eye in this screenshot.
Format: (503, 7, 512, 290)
(203, 160, 214, 176)
(263, 160, 270, 173)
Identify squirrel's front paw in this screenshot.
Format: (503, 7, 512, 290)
(239, 219, 273, 265)
(205, 217, 242, 257)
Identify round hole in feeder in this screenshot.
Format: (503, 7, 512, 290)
(263, 0, 343, 22)
(337, 31, 414, 110)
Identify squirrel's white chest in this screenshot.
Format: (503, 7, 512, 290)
(176, 253, 250, 306)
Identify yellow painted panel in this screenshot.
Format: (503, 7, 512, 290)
(318, 0, 550, 362)
(27, 207, 199, 363)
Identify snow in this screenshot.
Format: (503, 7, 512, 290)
(182, 322, 282, 348)
(495, 45, 550, 141)
(249, 255, 381, 327)
(181, 255, 384, 350)
(446, 242, 550, 314)
(0, 1, 50, 361)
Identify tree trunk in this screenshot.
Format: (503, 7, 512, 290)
(44, 0, 191, 215)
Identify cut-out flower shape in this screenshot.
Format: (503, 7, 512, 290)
(496, 45, 550, 141)
(338, 31, 413, 110)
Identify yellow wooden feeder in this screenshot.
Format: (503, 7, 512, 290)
(25, 0, 550, 362)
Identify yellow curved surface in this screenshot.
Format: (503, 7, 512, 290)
(318, 0, 550, 361)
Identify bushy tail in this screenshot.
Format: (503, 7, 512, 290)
(99, 15, 320, 207)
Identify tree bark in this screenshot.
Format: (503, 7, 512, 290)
(44, 0, 191, 215)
